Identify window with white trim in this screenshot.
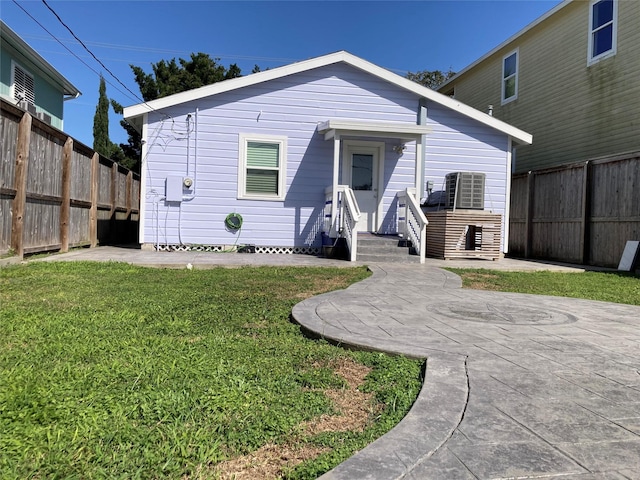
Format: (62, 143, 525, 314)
(12, 62, 35, 106)
(501, 50, 518, 104)
(238, 134, 287, 201)
(588, 0, 617, 65)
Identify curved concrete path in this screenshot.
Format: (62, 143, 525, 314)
(19, 247, 640, 478)
(292, 264, 640, 479)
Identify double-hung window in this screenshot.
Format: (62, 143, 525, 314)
(12, 62, 35, 106)
(501, 50, 518, 104)
(238, 134, 287, 201)
(588, 0, 617, 65)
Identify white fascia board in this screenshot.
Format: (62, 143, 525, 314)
(124, 51, 351, 119)
(438, 0, 572, 91)
(317, 119, 430, 140)
(125, 50, 532, 145)
(333, 54, 533, 145)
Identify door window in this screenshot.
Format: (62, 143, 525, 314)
(351, 154, 373, 190)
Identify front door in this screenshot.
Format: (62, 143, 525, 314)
(344, 142, 382, 232)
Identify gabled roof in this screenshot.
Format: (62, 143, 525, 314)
(0, 20, 81, 99)
(124, 50, 532, 145)
(438, 0, 570, 91)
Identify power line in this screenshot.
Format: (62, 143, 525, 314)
(18, 32, 300, 65)
(10, 0, 139, 103)
(40, 0, 145, 104)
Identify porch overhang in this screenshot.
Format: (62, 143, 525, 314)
(320, 119, 429, 238)
(317, 119, 430, 141)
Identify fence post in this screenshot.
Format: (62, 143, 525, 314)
(110, 159, 117, 241)
(125, 170, 133, 220)
(10, 112, 32, 259)
(524, 171, 534, 258)
(60, 137, 73, 252)
(89, 153, 99, 247)
(580, 161, 592, 265)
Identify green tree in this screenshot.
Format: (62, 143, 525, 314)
(92, 76, 137, 170)
(406, 69, 456, 89)
(130, 52, 242, 102)
(92, 75, 111, 157)
(117, 53, 245, 171)
(110, 99, 141, 169)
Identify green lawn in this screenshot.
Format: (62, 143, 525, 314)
(449, 269, 640, 306)
(0, 262, 423, 479)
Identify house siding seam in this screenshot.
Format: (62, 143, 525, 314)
(441, 0, 640, 173)
(142, 63, 422, 248)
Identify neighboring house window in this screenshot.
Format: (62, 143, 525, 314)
(588, 0, 617, 65)
(238, 134, 287, 201)
(501, 50, 518, 104)
(12, 62, 35, 105)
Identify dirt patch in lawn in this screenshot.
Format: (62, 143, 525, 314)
(459, 272, 502, 291)
(213, 358, 377, 480)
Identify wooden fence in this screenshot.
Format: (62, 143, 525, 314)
(1, 99, 140, 258)
(509, 151, 640, 267)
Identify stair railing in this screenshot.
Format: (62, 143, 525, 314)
(324, 185, 361, 261)
(398, 188, 428, 264)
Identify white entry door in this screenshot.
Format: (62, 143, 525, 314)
(344, 143, 382, 232)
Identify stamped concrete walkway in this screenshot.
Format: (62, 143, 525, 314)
(293, 264, 640, 479)
(18, 247, 640, 478)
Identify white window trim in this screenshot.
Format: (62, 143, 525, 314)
(501, 49, 519, 105)
(237, 133, 287, 201)
(588, 0, 618, 66)
(11, 60, 35, 106)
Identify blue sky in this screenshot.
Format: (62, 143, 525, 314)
(1, 0, 562, 147)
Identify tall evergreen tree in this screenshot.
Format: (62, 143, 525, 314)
(92, 75, 111, 157)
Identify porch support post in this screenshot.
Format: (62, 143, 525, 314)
(415, 136, 424, 196)
(417, 100, 428, 199)
(331, 133, 340, 236)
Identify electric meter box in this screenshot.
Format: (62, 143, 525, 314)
(165, 176, 183, 202)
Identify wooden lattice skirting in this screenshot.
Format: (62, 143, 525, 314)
(154, 244, 321, 255)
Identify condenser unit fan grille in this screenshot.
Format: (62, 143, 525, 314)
(445, 172, 486, 210)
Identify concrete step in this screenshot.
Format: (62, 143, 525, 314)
(357, 252, 422, 263)
(356, 234, 419, 263)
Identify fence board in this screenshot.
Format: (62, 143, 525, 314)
(509, 151, 640, 267)
(70, 148, 92, 202)
(69, 206, 90, 246)
(24, 199, 60, 250)
(1, 99, 140, 257)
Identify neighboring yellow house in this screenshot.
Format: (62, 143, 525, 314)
(438, 0, 640, 173)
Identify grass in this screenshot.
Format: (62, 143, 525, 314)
(0, 262, 423, 479)
(448, 268, 640, 306)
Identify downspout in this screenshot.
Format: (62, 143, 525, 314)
(139, 113, 149, 245)
(418, 99, 428, 199)
(331, 133, 341, 237)
(504, 136, 513, 255)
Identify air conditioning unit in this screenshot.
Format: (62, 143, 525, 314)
(36, 111, 52, 125)
(18, 100, 37, 116)
(445, 172, 486, 210)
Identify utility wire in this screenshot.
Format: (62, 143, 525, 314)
(11, 0, 139, 103)
(40, 0, 145, 104)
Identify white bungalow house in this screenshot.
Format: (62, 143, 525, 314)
(123, 51, 531, 262)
